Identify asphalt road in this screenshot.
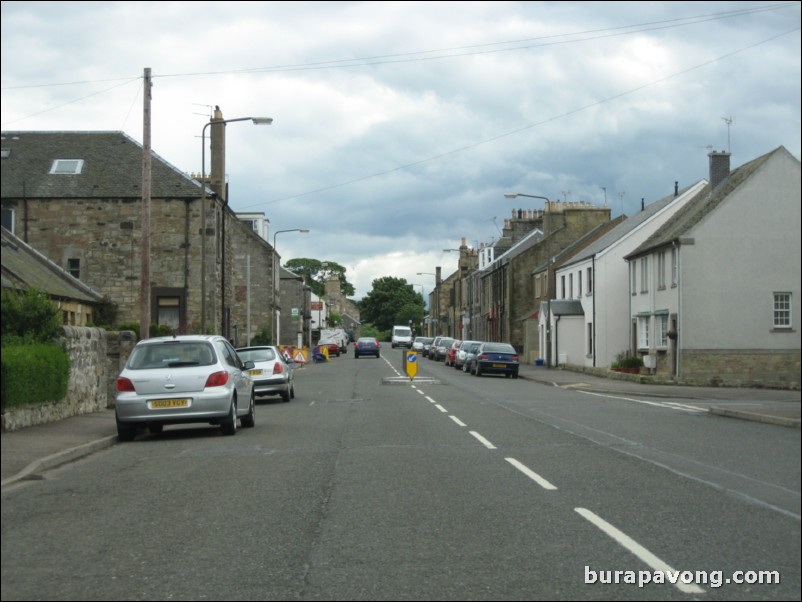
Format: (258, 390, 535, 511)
(2, 349, 800, 601)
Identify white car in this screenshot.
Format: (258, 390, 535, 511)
(115, 335, 255, 441)
(237, 345, 295, 402)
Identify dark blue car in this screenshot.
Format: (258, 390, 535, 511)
(354, 337, 381, 359)
(473, 342, 519, 378)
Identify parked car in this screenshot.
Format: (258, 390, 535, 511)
(444, 340, 462, 367)
(455, 340, 481, 370)
(236, 345, 295, 402)
(317, 338, 341, 357)
(354, 337, 381, 358)
(473, 342, 520, 378)
(115, 335, 255, 441)
(431, 337, 456, 362)
(461, 341, 484, 374)
(412, 336, 432, 356)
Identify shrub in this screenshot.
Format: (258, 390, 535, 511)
(1, 343, 70, 408)
(250, 325, 272, 345)
(1, 288, 62, 346)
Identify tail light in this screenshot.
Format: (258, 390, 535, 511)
(116, 377, 135, 392)
(512, 356, 520, 362)
(205, 371, 230, 388)
(273, 362, 284, 375)
(478, 353, 490, 361)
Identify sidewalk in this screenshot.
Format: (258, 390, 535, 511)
(2, 366, 799, 490)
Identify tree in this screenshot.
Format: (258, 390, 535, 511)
(283, 258, 355, 298)
(359, 277, 423, 332)
(1, 288, 62, 346)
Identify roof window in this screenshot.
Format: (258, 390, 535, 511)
(50, 159, 84, 174)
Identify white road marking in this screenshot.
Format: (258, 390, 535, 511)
(505, 457, 558, 490)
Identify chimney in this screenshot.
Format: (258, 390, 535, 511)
(708, 150, 731, 190)
(436, 266, 442, 285)
(674, 181, 679, 197)
(210, 106, 227, 202)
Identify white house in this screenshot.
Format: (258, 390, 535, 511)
(544, 179, 707, 368)
(625, 147, 801, 388)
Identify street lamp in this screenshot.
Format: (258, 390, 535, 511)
(506, 191, 553, 367)
(200, 114, 272, 333)
(273, 228, 310, 345)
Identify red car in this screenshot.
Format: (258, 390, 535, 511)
(316, 338, 341, 357)
(444, 340, 462, 367)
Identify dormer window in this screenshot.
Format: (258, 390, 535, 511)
(50, 159, 84, 174)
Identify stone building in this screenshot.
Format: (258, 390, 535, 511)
(0, 122, 277, 340)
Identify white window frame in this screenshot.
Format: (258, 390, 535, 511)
(671, 247, 679, 287)
(640, 257, 649, 293)
(50, 159, 84, 174)
(656, 314, 669, 348)
(586, 267, 593, 295)
(657, 251, 666, 290)
(638, 316, 650, 349)
(773, 292, 792, 329)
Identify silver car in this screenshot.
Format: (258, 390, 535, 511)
(115, 335, 255, 441)
(236, 345, 295, 402)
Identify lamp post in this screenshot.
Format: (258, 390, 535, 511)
(505, 192, 553, 367)
(272, 228, 310, 345)
(200, 114, 272, 333)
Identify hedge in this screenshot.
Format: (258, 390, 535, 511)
(0, 344, 70, 408)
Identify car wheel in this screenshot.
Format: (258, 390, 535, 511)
(147, 423, 164, 434)
(290, 382, 296, 399)
(221, 399, 237, 436)
(475, 366, 482, 377)
(512, 371, 519, 379)
(241, 393, 255, 427)
(116, 415, 136, 442)
(281, 385, 291, 403)
(376, 352, 380, 358)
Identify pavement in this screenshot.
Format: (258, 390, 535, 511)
(2, 363, 799, 490)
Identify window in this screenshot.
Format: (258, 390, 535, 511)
(657, 251, 666, 289)
(49, 159, 84, 174)
(640, 257, 649, 293)
(560, 275, 566, 299)
(638, 316, 650, 349)
(1, 207, 14, 234)
(587, 267, 593, 295)
(656, 314, 669, 347)
(578, 271, 583, 297)
(587, 322, 593, 356)
(773, 293, 792, 328)
(671, 248, 678, 286)
(157, 296, 180, 330)
(569, 273, 573, 299)
(631, 262, 637, 295)
(67, 258, 80, 279)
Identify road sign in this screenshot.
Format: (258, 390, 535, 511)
(405, 350, 418, 379)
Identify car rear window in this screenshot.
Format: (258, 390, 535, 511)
(128, 342, 215, 369)
(238, 348, 276, 363)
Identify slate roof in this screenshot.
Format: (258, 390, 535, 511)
(1, 131, 201, 199)
(558, 181, 707, 268)
(625, 146, 789, 259)
(1, 227, 104, 303)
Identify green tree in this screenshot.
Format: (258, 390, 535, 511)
(283, 258, 355, 298)
(359, 277, 423, 332)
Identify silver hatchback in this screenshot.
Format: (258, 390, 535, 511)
(236, 345, 295, 402)
(115, 335, 255, 441)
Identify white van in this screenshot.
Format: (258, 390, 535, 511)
(391, 325, 413, 349)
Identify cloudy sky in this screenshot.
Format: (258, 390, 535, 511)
(2, 1, 800, 300)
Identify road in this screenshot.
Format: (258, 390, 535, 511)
(2, 349, 800, 600)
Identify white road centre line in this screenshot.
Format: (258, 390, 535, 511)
(449, 415, 467, 427)
(575, 508, 706, 594)
(435, 404, 449, 413)
(505, 458, 558, 490)
(426, 396, 437, 404)
(469, 431, 497, 450)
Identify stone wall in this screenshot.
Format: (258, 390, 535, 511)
(679, 349, 801, 389)
(1, 327, 136, 432)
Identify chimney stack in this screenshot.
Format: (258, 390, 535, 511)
(708, 150, 731, 190)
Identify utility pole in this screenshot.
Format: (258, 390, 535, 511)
(139, 67, 152, 339)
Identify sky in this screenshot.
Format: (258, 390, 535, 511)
(2, 1, 800, 300)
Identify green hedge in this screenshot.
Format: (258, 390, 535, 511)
(1, 344, 70, 408)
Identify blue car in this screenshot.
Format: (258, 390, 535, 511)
(473, 342, 520, 378)
(354, 337, 381, 359)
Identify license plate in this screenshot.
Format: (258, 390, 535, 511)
(492, 363, 507, 368)
(150, 399, 189, 409)
(249, 369, 263, 376)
